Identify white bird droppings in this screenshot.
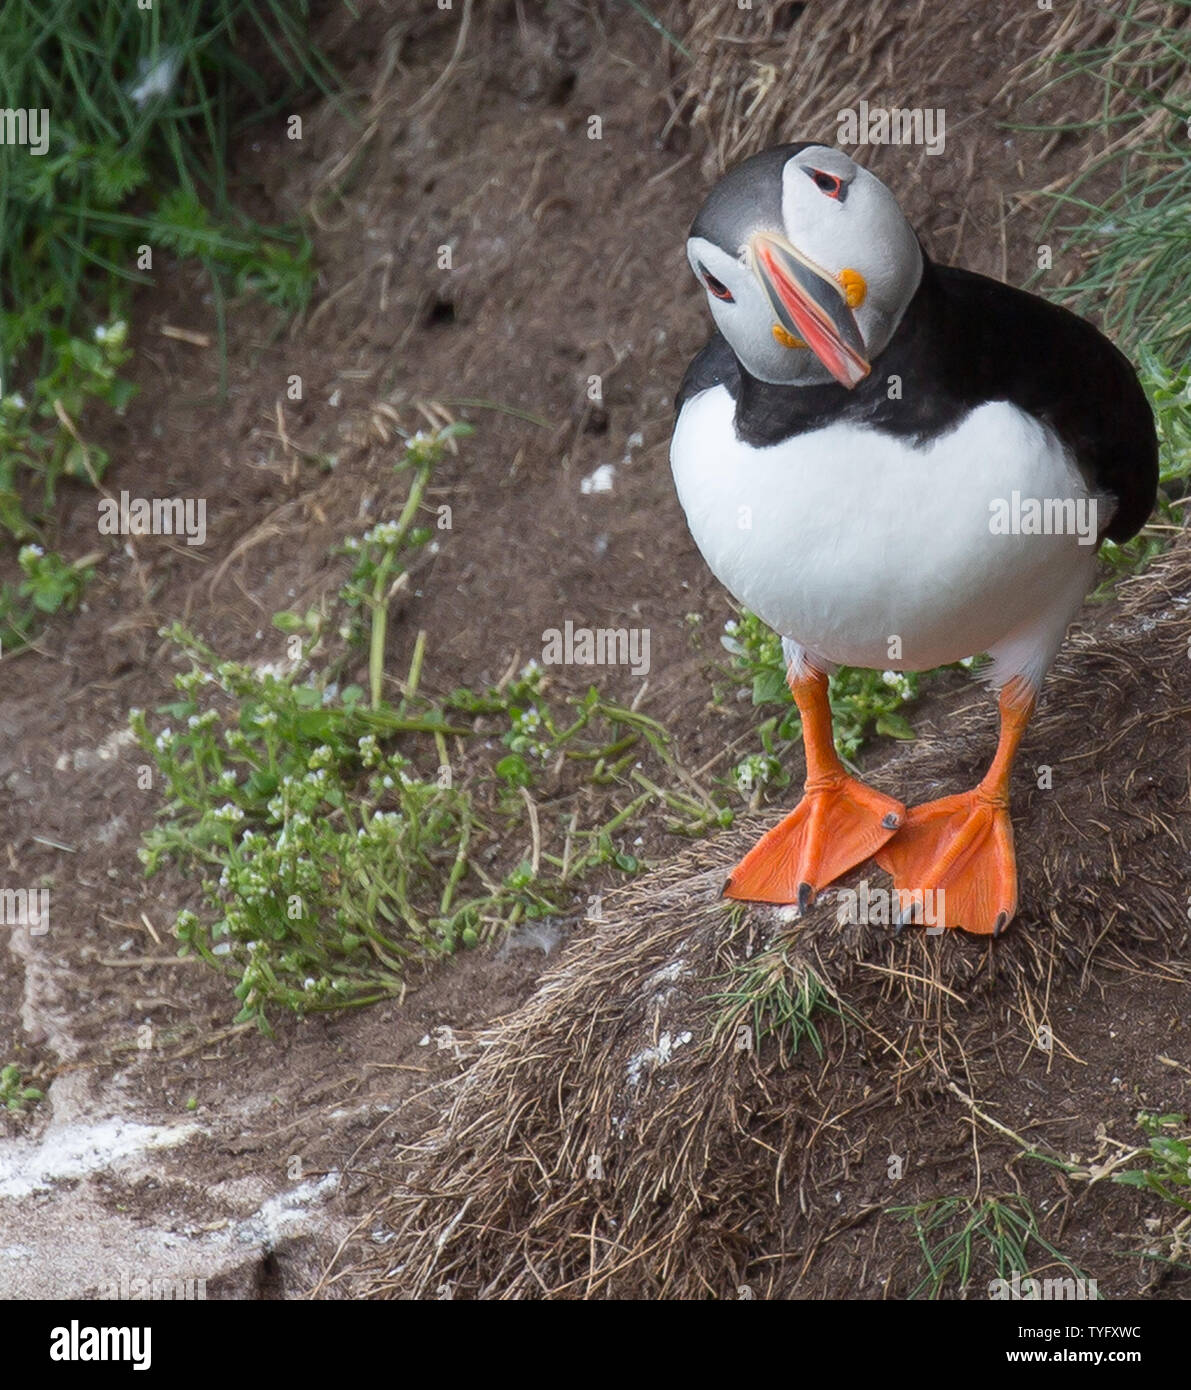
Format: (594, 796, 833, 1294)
(580, 464, 615, 495)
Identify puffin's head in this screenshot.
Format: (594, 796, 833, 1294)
(686, 143, 923, 388)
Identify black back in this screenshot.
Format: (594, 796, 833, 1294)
(676, 253, 1158, 543)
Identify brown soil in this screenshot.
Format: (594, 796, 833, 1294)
(342, 549, 1191, 1299)
(1, 0, 1186, 1299)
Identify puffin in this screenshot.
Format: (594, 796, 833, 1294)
(670, 143, 1158, 934)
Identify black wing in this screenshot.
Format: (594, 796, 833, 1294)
(931, 264, 1159, 543)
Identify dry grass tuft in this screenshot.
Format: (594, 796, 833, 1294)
(324, 537, 1191, 1300)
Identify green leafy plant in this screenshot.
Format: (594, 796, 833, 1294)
(134, 428, 731, 1029)
(0, 319, 133, 536)
(0, 1063, 43, 1114)
(719, 609, 960, 797)
(132, 623, 480, 1021)
(0, 543, 96, 653)
(334, 427, 451, 708)
(135, 636, 727, 1030)
(1113, 1112, 1191, 1214)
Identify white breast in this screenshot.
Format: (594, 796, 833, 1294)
(670, 385, 1103, 682)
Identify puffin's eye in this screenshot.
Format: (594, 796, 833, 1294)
(697, 263, 735, 302)
(807, 168, 845, 201)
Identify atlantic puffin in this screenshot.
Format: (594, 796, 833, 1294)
(670, 143, 1157, 934)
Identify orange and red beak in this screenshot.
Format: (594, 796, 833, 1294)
(748, 230, 870, 389)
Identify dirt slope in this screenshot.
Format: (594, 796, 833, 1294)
(1, 0, 1185, 1299)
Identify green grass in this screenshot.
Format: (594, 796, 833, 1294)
(134, 427, 732, 1030)
(1095, 350, 1191, 587)
(894, 1194, 1099, 1300)
(0, 0, 345, 651)
(1027, 0, 1191, 581)
(1030, 1, 1191, 357)
(714, 945, 838, 1063)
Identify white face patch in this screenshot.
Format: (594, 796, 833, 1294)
(686, 233, 810, 385)
(778, 147, 923, 367)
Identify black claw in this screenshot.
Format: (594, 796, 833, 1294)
(797, 881, 814, 914)
(992, 911, 1009, 938)
(881, 812, 901, 830)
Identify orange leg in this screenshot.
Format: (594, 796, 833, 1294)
(874, 678, 1034, 935)
(724, 666, 905, 909)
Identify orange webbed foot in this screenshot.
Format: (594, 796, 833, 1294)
(874, 789, 1017, 935)
(725, 774, 905, 908)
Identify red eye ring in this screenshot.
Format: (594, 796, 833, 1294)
(808, 168, 844, 200)
(697, 262, 735, 302)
